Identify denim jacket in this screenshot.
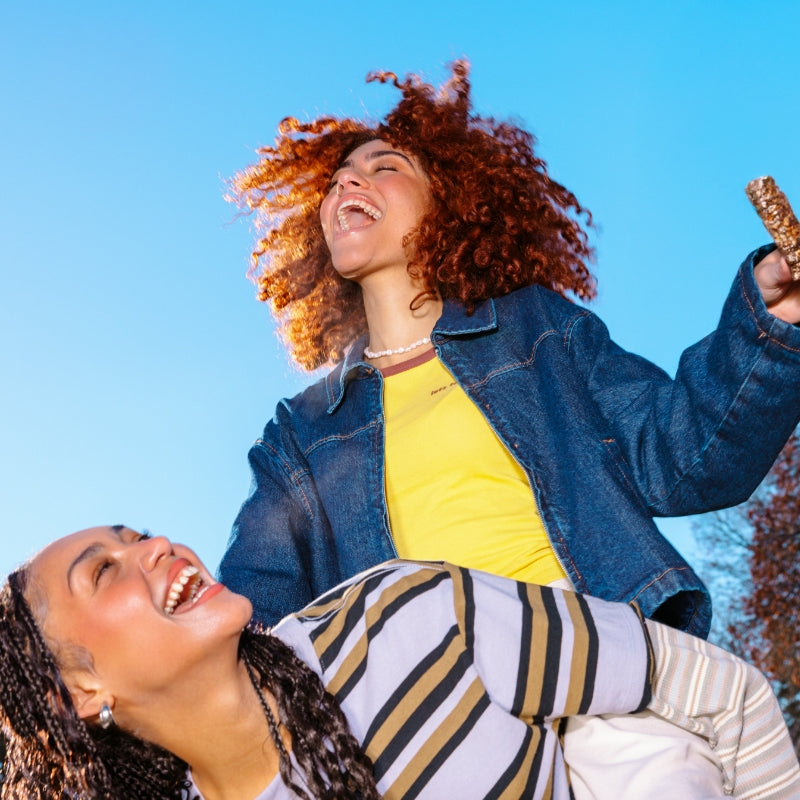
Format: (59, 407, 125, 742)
(220, 245, 800, 636)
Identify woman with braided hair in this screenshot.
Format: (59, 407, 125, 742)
(1, 525, 799, 800)
(0, 526, 379, 800)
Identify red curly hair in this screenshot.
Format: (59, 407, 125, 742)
(229, 60, 596, 371)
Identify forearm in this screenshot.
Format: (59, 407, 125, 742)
(468, 572, 652, 720)
(583, 246, 800, 515)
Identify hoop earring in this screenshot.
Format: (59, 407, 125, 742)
(99, 704, 114, 729)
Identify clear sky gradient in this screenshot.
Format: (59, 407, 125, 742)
(2, 1, 799, 585)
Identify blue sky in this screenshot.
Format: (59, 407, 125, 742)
(2, 1, 799, 585)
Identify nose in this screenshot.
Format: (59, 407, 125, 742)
(336, 167, 368, 195)
(137, 535, 173, 571)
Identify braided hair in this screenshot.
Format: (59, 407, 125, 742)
(0, 568, 193, 799)
(0, 567, 380, 799)
(240, 628, 380, 800)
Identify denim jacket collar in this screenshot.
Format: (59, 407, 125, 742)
(324, 298, 499, 413)
(435, 296, 498, 337)
(324, 334, 369, 414)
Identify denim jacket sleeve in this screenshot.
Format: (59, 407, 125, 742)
(219, 402, 335, 625)
(572, 244, 800, 515)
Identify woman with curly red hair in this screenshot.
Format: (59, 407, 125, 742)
(221, 58, 800, 623)
(220, 60, 800, 796)
(230, 62, 594, 373)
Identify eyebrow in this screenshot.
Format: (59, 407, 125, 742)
(338, 149, 415, 170)
(66, 525, 126, 593)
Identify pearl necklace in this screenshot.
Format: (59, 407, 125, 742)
(363, 336, 431, 359)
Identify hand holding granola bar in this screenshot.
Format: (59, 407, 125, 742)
(745, 176, 800, 281)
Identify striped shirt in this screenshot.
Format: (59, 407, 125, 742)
(191, 561, 799, 799)
(274, 561, 651, 799)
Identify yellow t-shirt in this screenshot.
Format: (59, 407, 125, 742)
(382, 351, 566, 585)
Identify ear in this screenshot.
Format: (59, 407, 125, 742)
(63, 669, 113, 722)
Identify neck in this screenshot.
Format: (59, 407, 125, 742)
(126, 657, 282, 800)
(360, 270, 442, 367)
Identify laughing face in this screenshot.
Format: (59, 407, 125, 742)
(319, 139, 431, 283)
(27, 525, 252, 723)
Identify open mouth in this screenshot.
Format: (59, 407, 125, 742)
(164, 565, 212, 615)
(336, 198, 383, 232)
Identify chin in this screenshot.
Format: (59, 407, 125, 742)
(331, 262, 364, 281)
(200, 584, 254, 635)
(220, 586, 254, 628)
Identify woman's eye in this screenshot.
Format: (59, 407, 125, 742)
(138, 530, 152, 542)
(94, 560, 113, 586)
(326, 171, 344, 193)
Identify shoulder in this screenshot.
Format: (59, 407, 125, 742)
(290, 560, 456, 623)
(253, 368, 339, 451)
(276, 369, 336, 420)
(494, 283, 595, 329)
(449, 285, 603, 363)
(272, 561, 461, 673)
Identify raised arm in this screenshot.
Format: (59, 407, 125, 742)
(575, 245, 800, 516)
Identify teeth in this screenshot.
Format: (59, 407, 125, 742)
(337, 198, 382, 231)
(164, 565, 199, 614)
(193, 583, 211, 604)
